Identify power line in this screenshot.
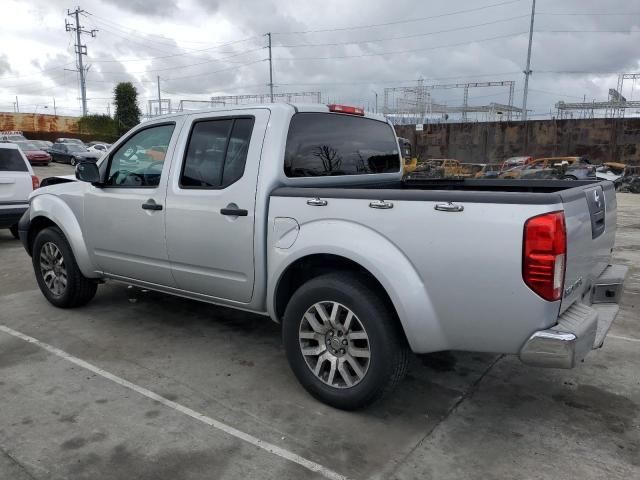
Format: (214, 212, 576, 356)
(274, 32, 528, 61)
(85, 12, 256, 46)
(274, 15, 530, 48)
(95, 47, 264, 75)
(273, 0, 525, 34)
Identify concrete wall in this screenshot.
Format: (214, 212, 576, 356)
(0, 112, 80, 134)
(395, 118, 640, 165)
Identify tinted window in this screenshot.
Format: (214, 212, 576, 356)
(106, 124, 175, 187)
(0, 149, 28, 171)
(284, 113, 400, 177)
(180, 117, 254, 189)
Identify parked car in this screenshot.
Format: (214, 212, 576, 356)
(0, 130, 27, 143)
(49, 143, 101, 165)
(54, 138, 85, 146)
(17, 103, 627, 410)
(87, 142, 110, 154)
(14, 141, 52, 166)
(501, 156, 533, 171)
(33, 140, 53, 151)
(474, 164, 502, 178)
(500, 156, 593, 179)
(0, 143, 39, 238)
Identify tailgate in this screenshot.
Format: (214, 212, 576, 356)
(559, 181, 617, 313)
(0, 172, 31, 204)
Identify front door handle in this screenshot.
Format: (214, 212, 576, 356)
(142, 199, 163, 211)
(220, 207, 248, 216)
(434, 202, 464, 212)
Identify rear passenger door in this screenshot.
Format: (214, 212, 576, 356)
(165, 110, 269, 303)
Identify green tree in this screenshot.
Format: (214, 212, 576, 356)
(78, 114, 117, 140)
(113, 82, 141, 135)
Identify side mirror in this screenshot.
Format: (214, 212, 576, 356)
(75, 161, 101, 184)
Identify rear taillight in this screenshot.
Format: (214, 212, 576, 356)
(523, 211, 566, 301)
(328, 104, 365, 116)
(31, 175, 40, 190)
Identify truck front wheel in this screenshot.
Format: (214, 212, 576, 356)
(282, 272, 409, 410)
(32, 227, 98, 308)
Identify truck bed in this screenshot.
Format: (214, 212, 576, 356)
(272, 178, 604, 205)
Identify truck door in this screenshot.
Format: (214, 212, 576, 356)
(83, 121, 180, 286)
(165, 109, 269, 303)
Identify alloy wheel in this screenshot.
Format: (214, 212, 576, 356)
(298, 301, 371, 388)
(39, 242, 67, 296)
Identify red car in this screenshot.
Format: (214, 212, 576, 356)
(15, 141, 51, 166)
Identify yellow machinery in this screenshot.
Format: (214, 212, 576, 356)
(398, 137, 418, 174)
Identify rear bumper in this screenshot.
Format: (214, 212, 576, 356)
(17, 207, 31, 253)
(519, 264, 628, 368)
(0, 205, 28, 228)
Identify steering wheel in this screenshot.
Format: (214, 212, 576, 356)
(110, 170, 144, 186)
(143, 161, 165, 174)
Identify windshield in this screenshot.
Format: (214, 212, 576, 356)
(16, 141, 40, 151)
(66, 144, 87, 153)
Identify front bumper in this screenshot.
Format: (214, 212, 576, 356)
(519, 264, 628, 369)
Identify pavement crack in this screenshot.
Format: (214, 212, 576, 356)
(379, 354, 504, 480)
(0, 444, 40, 480)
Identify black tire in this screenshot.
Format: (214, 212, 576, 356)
(9, 224, 19, 239)
(70, 157, 76, 166)
(32, 226, 98, 308)
(563, 175, 578, 180)
(282, 272, 409, 410)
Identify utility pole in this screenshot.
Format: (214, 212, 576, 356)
(267, 32, 274, 103)
(14, 96, 19, 113)
(522, 0, 536, 122)
(66, 7, 97, 117)
(372, 91, 378, 113)
(157, 76, 162, 115)
(52, 97, 57, 116)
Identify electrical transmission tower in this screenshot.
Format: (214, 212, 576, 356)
(65, 7, 97, 116)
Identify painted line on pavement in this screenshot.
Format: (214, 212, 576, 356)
(0, 324, 348, 480)
(608, 334, 640, 343)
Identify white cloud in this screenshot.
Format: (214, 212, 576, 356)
(1, 0, 639, 117)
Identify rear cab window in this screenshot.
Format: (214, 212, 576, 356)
(284, 113, 400, 177)
(0, 148, 28, 172)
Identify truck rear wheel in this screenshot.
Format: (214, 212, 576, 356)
(32, 227, 98, 308)
(282, 272, 409, 410)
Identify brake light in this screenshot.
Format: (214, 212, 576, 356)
(523, 211, 566, 301)
(328, 104, 364, 116)
(31, 175, 40, 190)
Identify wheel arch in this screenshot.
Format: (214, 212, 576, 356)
(268, 221, 447, 353)
(28, 194, 99, 278)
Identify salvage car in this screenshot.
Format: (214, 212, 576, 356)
(17, 103, 628, 409)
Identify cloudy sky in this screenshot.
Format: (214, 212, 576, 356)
(1, 0, 639, 119)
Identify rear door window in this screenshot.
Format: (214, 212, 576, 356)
(180, 117, 254, 189)
(0, 149, 28, 172)
(284, 113, 400, 177)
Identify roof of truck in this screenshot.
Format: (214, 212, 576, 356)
(144, 103, 388, 123)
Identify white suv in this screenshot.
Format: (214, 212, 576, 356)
(0, 143, 39, 238)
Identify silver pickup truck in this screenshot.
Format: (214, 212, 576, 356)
(18, 103, 628, 409)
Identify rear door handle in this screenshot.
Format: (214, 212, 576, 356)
(434, 202, 464, 212)
(142, 199, 163, 211)
(220, 207, 248, 216)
